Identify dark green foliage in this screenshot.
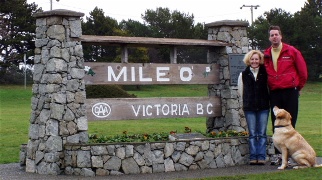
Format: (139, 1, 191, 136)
(119, 19, 151, 37)
(0, 0, 41, 84)
(141, 7, 208, 63)
(81, 7, 119, 62)
(86, 85, 137, 98)
(0, 65, 33, 85)
(89, 132, 169, 143)
(0, 0, 41, 66)
(142, 7, 203, 39)
(292, 0, 322, 81)
(88, 129, 249, 143)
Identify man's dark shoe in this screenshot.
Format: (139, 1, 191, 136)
(270, 154, 282, 165)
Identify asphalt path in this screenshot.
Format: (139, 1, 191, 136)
(1, 157, 321, 180)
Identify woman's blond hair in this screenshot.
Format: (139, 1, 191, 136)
(242, 50, 264, 66)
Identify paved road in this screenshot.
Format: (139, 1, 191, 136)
(1, 158, 321, 180)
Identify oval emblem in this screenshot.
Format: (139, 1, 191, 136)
(92, 103, 111, 118)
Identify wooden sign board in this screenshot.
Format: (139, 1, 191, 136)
(84, 62, 220, 85)
(228, 54, 246, 86)
(86, 97, 221, 121)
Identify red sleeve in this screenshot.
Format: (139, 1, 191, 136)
(293, 48, 308, 90)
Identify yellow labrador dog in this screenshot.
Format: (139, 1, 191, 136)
(272, 106, 322, 169)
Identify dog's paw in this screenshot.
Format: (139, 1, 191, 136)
(293, 166, 299, 169)
(277, 166, 285, 170)
(314, 164, 322, 168)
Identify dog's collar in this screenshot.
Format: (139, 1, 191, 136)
(274, 125, 290, 128)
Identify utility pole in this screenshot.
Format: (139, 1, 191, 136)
(50, 0, 60, 10)
(240, 5, 260, 25)
(24, 54, 26, 89)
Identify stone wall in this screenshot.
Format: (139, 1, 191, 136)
(64, 138, 250, 176)
(20, 137, 276, 176)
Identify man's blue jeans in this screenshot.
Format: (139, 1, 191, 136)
(244, 110, 269, 161)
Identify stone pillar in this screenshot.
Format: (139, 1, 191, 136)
(26, 10, 86, 175)
(205, 20, 249, 133)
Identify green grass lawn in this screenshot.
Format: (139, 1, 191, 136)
(0, 85, 31, 164)
(0, 83, 321, 179)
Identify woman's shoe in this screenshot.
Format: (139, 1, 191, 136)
(249, 160, 257, 165)
(257, 160, 266, 165)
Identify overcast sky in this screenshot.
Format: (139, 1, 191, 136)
(27, 0, 307, 24)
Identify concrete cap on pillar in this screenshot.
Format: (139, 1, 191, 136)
(205, 20, 249, 28)
(33, 9, 84, 18)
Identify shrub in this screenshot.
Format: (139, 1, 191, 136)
(89, 131, 169, 143)
(88, 127, 249, 143)
(202, 130, 249, 138)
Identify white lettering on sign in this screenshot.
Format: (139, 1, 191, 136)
(108, 66, 127, 81)
(207, 103, 213, 114)
(107, 66, 196, 82)
(131, 103, 213, 117)
(92, 103, 111, 118)
(131, 67, 135, 81)
(196, 103, 214, 114)
(196, 103, 203, 114)
(156, 67, 170, 81)
(180, 67, 193, 81)
(139, 67, 152, 82)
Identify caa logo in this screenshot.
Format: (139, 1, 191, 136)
(92, 103, 111, 118)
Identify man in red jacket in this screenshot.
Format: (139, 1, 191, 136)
(264, 25, 308, 165)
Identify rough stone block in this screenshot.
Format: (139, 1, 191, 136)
(77, 151, 91, 168)
(122, 158, 140, 174)
(26, 159, 36, 173)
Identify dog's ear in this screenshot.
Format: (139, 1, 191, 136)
(287, 112, 292, 120)
(273, 107, 282, 116)
(275, 109, 284, 117)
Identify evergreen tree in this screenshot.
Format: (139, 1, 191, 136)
(141, 7, 207, 63)
(0, 0, 41, 84)
(82, 7, 119, 62)
(0, 0, 41, 67)
(293, 0, 322, 80)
